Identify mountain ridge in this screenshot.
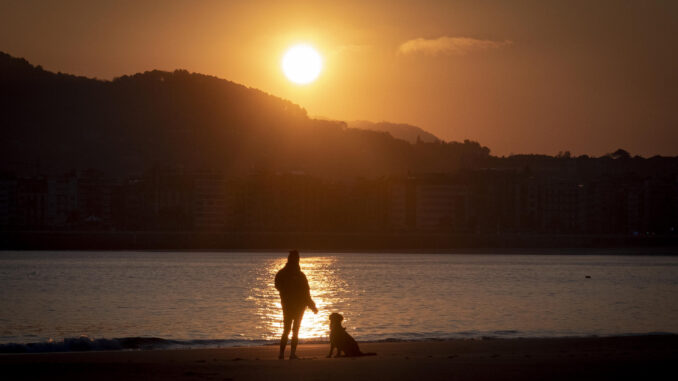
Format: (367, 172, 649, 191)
(1, 51, 491, 178)
(347, 120, 440, 144)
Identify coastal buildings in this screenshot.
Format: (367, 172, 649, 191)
(1, 167, 676, 236)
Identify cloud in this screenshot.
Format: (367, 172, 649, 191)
(398, 36, 513, 56)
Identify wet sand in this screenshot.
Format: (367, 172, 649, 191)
(2, 335, 676, 380)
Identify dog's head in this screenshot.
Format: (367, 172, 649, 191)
(329, 313, 344, 326)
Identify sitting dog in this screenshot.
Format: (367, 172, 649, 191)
(327, 313, 376, 357)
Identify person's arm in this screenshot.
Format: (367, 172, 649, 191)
(302, 273, 318, 313)
(274, 271, 282, 291)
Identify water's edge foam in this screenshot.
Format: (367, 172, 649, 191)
(2, 332, 675, 354)
(0, 336, 274, 354)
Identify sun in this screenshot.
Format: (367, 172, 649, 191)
(282, 44, 323, 85)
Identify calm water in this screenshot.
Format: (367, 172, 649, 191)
(1, 251, 677, 350)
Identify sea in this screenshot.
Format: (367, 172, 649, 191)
(1, 251, 677, 352)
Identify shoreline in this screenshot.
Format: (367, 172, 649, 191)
(2, 231, 678, 251)
(2, 335, 677, 380)
(2, 332, 677, 354)
(2, 246, 678, 255)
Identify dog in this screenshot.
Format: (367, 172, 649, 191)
(327, 313, 376, 357)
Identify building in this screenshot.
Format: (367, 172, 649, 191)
(46, 173, 78, 228)
(388, 174, 472, 232)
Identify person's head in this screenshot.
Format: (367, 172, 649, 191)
(287, 250, 300, 265)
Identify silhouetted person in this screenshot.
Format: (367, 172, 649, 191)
(275, 250, 318, 359)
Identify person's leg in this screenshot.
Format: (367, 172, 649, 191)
(279, 312, 292, 359)
(289, 309, 305, 359)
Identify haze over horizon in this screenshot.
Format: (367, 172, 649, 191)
(2, 0, 677, 157)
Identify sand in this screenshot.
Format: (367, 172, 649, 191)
(2, 335, 676, 380)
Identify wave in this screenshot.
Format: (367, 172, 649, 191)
(2, 331, 675, 354)
(0, 336, 277, 354)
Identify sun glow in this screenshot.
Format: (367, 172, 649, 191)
(251, 256, 343, 341)
(282, 44, 323, 85)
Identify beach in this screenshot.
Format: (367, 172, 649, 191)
(2, 335, 676, 381)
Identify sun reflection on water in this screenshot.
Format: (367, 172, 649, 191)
(248, 255, 346, 340)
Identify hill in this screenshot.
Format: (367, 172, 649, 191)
(0, 51, 491, 178)
(347, 121, 440, 144)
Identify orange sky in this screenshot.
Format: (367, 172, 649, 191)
(2, 0, 677, 157)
